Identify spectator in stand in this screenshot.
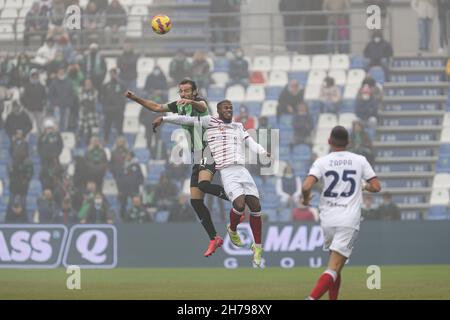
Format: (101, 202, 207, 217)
(361, 193, 378, 220)
(117, 42, 138, 92)
(291, 197, 318, 221)
(5, 101, 33, 142)
(127, 195, 148, 223)
(144, 65, 168, 100)
(290, 102, 314, 150)
(234, 105, 256, 130)
(5, 199, 28, 223)
(39, 157, 64, 194)
(319, 76, 342, 114)
(109, 135, 129, 181)
(101, 68, 126, 144)
(355, 76, 383, 125)
(82, 43, 107, 91)
(37, 189, 59, 223)
(66, 63, 85, 131)
(83, 1, 105, 45)
(49, 67, 77, 131)
(33, 37, 56, 69)
(323, 0, 350, 53)
(279, 0, 304, 52)
(49, 0, 66, 27)
(104, 0, 128, 46)
(10, 52, 32, 88)
(191, 51, 211, 94)
(276, 164, 302, 209)
(363, 30, 393, 75)
(277, 79, 304, 119)
(9, 130, 29, 161)
(169, 50, 192, 85)
(349, 120, 375, 165)
(116, 151, 144, 220)
(84, 135, 108, 191)
(55, 196, 78, 224)
(89, 0, 109, 13)
(38, 118, 63, 166)
(46, 50, 68, 84)
(155, 172, 178, 212)
(437, 0, 450, 53)
(376, 192, 401, 220)
(0, 54, 16, 87)
(170, 194, 196, 222)
(226, 47, 249, 89)
(411, 0, 437, 53)
(55, 34, 76, 65)
(24, 1, 49, 47)
(21, 69, 47, 134)
(8, 139, 33, 209)
(78, 78, 99, 145)
(78, 181, 113, 224)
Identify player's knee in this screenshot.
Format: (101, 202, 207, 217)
(198, 180, 210, 193)
(250, 204, 261, 213)
(232, 200, 245, 213)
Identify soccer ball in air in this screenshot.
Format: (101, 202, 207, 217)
(151, 15, 172, 35)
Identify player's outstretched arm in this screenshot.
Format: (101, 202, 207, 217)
(125, 90, 169, 113)
(364, 177, 382, 193)
(162, 114, 211, 127)
(245, 136, 270, 157)
(301, 175, 317, 206)
(177, 98, 207, 113)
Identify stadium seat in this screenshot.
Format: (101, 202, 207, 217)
(265, 86, 283, 100)
(155, 57, 171, 77)
(4, 0, 22, 9)
(103, 179, 118, 196)
(125, 102, 141, 118)
(307, 69, 327, 86)
(314, 128, 331, 145)
(245, 85, 265, 102)
(330, 54, 350, 70)
(268, 70, 288, 86)
(288, 71, 309, 86)
(67, 163, 75, 176)
(154, 210, 170, 223)
(339, 112, 358, 130)
(0, 24, 14, 41)
(368, 66, 386, 85)
(137, 57, 155, 73)
(140, 163, 148, 179)
(213, 57, 229, 72)
(439, 144, 450, 156)
(126, 19, 142, 38)
(318, 113, 338, 129)
(311, 55, 330, 70)
(272, 55, 291, 71)
(347, 69, 366, 85)
(441, 128, 450, 143)
(304, 85, 321, 101)
(430, 188, 450, 205)
(211, 72, 229, 87)
(134, 131, 147, 149)
(207, 86, 225, 101)
(105, 57, 117, 71)
(343, 84, 360, 100)
(291, 55, 311, 71)
(123, 118, 140, 134)
(22, 0, 33, 8)
(312, 143, 329, 157)
(130, 5, 148, 16)
(433, 173, 450, 189)
(428, 206, 449, 220)
(226, 85, 245, 102)
(350, 55, 368, 69)
(0, 180, 3, 197)
(328, 69, 347, 86)
(59, 148, 72, 166)
(252, 56, 271, 72)
(436, 157, 450, 173)
(61, 132, 76, 150)
(443, 113, 450, 128)
(18, 7, 28, 18)
(261, 101, 278, 117)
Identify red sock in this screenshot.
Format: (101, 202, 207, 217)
(229, 208, 242, 232)
(249, 214, 262, 244)
(329, 274, 341, 300)
(309, 271, 336, 300)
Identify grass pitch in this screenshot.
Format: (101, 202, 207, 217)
(0, 265, 449, 300)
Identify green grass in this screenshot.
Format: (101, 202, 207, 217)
(0, 265, 449, 300)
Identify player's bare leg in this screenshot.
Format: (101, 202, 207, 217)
(190, 187, 223, 257)
(308, 251, 347, 300)
(245, 195, 263, 266)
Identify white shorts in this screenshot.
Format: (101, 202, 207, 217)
(322, 226, 359, 258)
(220, 165, 260, 202)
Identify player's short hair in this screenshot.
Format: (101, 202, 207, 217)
(217, 99, 232, 109)
(329, 125, 349, 148)
(178, 79, 197, 92)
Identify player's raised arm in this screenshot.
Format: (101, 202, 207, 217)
(125, 90, 169, 113)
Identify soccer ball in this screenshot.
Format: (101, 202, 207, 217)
(151, 14, 172, 35)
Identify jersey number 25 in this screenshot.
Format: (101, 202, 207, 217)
(324, 170, 357, 198)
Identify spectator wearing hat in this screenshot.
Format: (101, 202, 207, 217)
(21, 69, 47, 134)
(233, 105, 256, 130)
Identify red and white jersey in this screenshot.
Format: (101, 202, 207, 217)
(162, 115, 266, 170)
(308, 151, 377, 230)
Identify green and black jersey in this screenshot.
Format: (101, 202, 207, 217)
(166, 96, 209, 152)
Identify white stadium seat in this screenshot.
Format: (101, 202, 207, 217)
(104, 147, 111, 162)
(5, 0, 22, 9)
(105, 57, 117, 71)
(103, 179, 118, 196)
(155, 57, 171, 78)
(261, 101, 278, 117)
(433, 173, 450, 189)
(330, 54, 350, 70)
(0, 24, 14, 41)
(314, 129, 332, 145)
(61, 132, 76, 150)
(125, 102, 141, 118)
(134, 131, 147, 149)
(168, 87, 179, 101)
(1, 8, 18, 19)
(307, 69, 327, 86)
(123, 118, 140, 134)
(339, 112, 358, 130)
(126, 19, 142, 38)
(443, 113, 450, 128)
(268, 70, 288, 86)
(430, 188, 450, 205)
(137, 57, 155, 74)
(291, 55, 311, 71)
(347, 69, 366, 85)
(272, 55, 291, 71)
(245, 85, 265, 102)
(134, 0, 153, 5)
(313, 144, 330, 157)
(140, 163, 147, 179)
(59, 148, 72, 166)
(318, 113, 338, 129)
(137, 74, 147, 89)
(67, 163, 75, 176)
(211, 72, 229, 87)
(328, 69, 347, 86)
(343, 84, 360, 100)
(252, 56, 272, 72)
(311, 55, 330, 70)
(226, 85, 246, 102)
(130, 5, 148, 16)
(304, 85, 321, 100)
(23, 0, 33, 8)
(441, 127, 450, 143)
(19, 7, 28, 18)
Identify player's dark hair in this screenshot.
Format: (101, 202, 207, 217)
(179, 78, 197, 92)
(217, 99, 232, 109)
(330, 125, 349, 148)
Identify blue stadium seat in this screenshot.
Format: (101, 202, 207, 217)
(436, 157, 450, 173)
(292, 144, 312, 160)
(207, 86, 225, 101)
(265, 86, 284, 100)
(439, 144, 450, 157)
(245, 102, 262, 116)
(350, 55, 368, 69)
(135, 148, 150, 163)
(154, 210, 170, 223)
(213, 58, 229, 72)
(341, 99, 356, 113)
(148, 163, 166, 182)
(368, 66, 385, 85)
(428, 206, 449, 220)
(29, 180, 41, 196)
(288, 72, 308, 86)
